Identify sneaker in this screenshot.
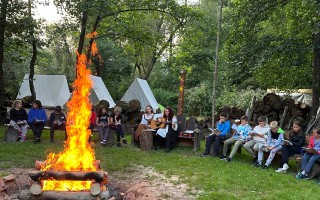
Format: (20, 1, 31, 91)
(117, 143, 122, 147)
(226, 157, 231, 163)
(220, 155, 227, 160)
(275, 168, 287, 173)
(122, 138, 127, 144)
(19, 138, 25, 142)
(282, 163, 289, 171)
(262, 164, 268, 169)
(296, 172, 309, 180)
(254, 162, 262, 167)
(200, 152, 210, 157)
(166, 149, 170, 153)
(100, 140, 106, 145)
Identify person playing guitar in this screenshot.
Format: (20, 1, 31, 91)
(155, 107, 178, 152)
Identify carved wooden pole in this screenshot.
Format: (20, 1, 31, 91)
(177, 70, 186, 115)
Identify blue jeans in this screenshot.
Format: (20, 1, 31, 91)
(301, 153, 320, 173)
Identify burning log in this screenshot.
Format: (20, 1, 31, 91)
(29, 171, 104, 182)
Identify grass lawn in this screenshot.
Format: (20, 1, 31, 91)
(0, 125, 318, 199)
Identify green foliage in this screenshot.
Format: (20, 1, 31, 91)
(216, 86, 265, 110)
(222, 0, 317, 89)
(184, 81, 212, 116)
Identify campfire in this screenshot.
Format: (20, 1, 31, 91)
(27, 37, 109, 199)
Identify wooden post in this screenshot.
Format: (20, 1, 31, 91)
(279, 106, 288, 128)
(177, 70, 186, 115)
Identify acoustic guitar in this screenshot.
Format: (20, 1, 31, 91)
(150, 118, 166, 129)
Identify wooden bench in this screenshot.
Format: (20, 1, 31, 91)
(176, 115, 202, 151)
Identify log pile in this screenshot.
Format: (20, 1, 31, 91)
(197, 93, 312, 135)
(252, 93, 310, 129)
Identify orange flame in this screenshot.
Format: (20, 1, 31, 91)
(41, 43, 98, 191)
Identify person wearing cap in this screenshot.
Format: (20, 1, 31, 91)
(257, 121, 284, 169)
(48, 106, 66, 142)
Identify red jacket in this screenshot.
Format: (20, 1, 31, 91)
(90, 112, 96, 124)
(307, 136, 320, 154)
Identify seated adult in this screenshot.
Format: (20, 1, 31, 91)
(155, 107, 178, 152)
(134, 105, 154, 145)
(27, 100, 47, 143)
(9, 100, 28, 142)
(201, 112, 231, 157)
(48, 106, 66, 142)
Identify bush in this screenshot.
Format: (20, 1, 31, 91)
(216, 86, 265, 110)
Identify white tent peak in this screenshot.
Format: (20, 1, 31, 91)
(121, 78, 159, 111)
(90, 75, 116, 108)
(17, 74, 71, 107)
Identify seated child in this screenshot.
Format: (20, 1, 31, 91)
(296, 128, 320, 179)
(275, 119, 305, 173)
(201, 112, 230, 157)
(220, 115, 252, 162)
(243, 116, 270, 164)
(110, 106, 127, 147)
(257, 121, 284, 169)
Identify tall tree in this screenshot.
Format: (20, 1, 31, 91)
(0, 0, 9, 122)
(28, 0, 37, 101)
(311, 0, 320, 116)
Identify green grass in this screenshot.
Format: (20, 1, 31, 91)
(0, 126, 318, 199)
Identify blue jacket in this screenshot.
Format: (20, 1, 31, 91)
(217, 120, 231, 137)
(233, 124, 252, 140)
(28, 108, 47, 123)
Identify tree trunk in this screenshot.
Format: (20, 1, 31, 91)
(211, 0, 222, 127)
(86, 15, 101, 76)
(311, 1, 320, 116)
(0, 0, 8, 123)
(28, 0, 36, 101)
(76, 11, 88, 72)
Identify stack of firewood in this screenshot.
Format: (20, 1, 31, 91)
(251, 93, 310, 129)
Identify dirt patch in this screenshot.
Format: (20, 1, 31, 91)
(108, 165, 202, 200)
(0, 166, 202, 200)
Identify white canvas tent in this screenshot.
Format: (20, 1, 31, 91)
(121, 78, 159, 111)
(17, 74, 71, 107)
(90, 75, 116, 107)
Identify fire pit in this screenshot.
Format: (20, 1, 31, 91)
(24, 160, 109, 200)
(19, 39, 110, 200)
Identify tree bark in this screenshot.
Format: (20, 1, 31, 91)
(311, 0, 320, 116)
(0, 0, 8, 123)
(86, 15, 101, 76)
(76, 10, 88, 75)
(28, 0, 36, 101)
(211, 0, 223, 127)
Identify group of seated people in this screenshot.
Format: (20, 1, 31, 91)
(134, 105, 179, 152)
(200, 113, 320, 180)
(9, 99, 66, 143)
(91, 105, 127, 147)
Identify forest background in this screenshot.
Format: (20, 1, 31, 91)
(0, 0, 319, 120)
